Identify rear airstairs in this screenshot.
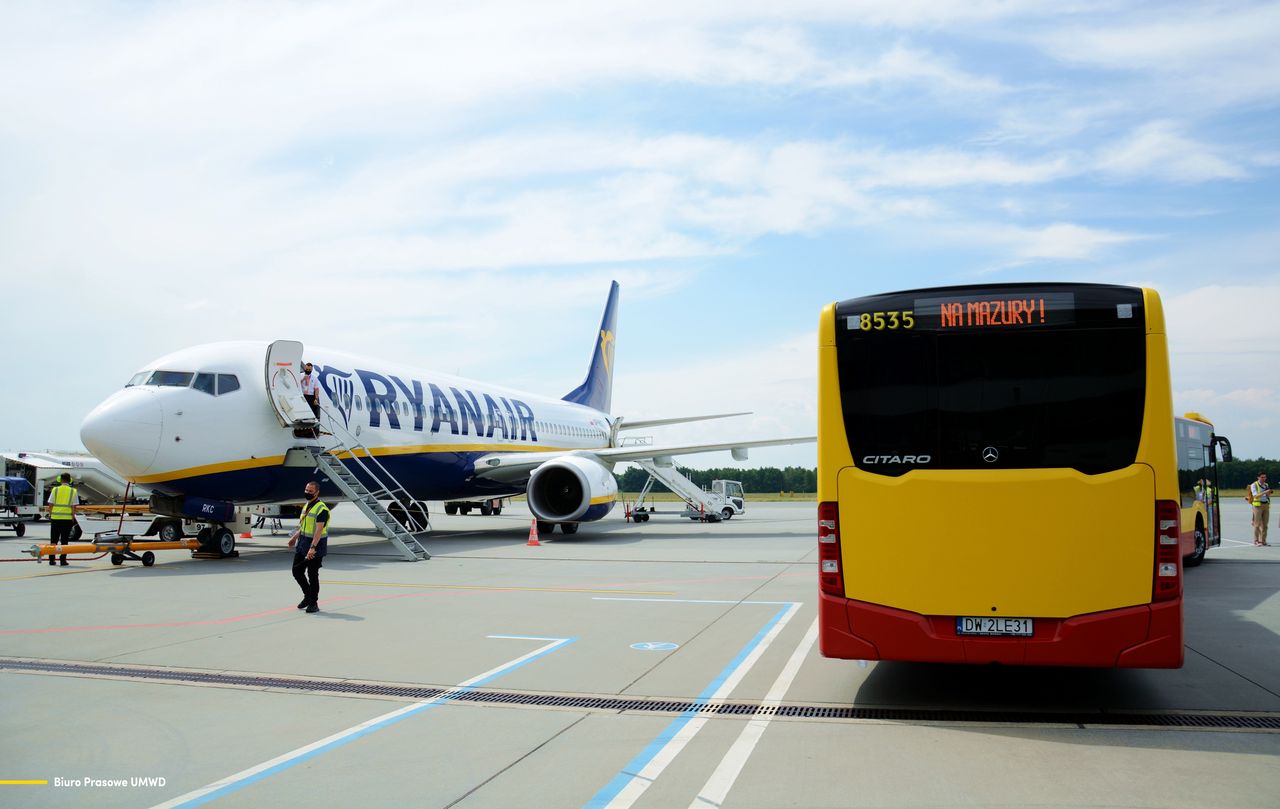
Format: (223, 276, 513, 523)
(266, 340, 430, 561)
(631, 458, 731, 522)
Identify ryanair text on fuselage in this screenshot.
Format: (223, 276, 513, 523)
(319, 365, 541, 442)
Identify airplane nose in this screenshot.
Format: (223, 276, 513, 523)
(80, 389, 163, 477)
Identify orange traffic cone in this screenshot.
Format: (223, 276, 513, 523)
(239, 526, 253, 539)
(527, 519, 541, 547)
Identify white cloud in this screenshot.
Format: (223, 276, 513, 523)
(1094, 121, 1247, 183)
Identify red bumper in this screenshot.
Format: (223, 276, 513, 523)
(819, 593, 1183, 668)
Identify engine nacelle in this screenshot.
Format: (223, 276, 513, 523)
(526, 456, 617, 523)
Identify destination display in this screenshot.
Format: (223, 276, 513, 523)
(846, 291, 1079, 332)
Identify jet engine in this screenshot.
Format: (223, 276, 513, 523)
(526, 456, 617, 523)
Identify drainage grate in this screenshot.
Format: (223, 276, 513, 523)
(4, 657, 1278, 731)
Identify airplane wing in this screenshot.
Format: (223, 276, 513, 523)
(472, 436, 815, 484)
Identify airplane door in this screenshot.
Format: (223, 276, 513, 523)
(265, 340, 317, 427)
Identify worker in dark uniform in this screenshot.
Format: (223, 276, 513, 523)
(45, 472, 78, 566)
(287, 481, 329, 613)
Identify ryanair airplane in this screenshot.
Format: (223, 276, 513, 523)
(80, 282, 811, 548)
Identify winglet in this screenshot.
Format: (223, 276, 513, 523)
(562, 281, 619, 413)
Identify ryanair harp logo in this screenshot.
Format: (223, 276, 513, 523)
(599, 330, 616, 376)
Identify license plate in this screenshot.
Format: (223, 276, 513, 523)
(955, 616, 1033, 637)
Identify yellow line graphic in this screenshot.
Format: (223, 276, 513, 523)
(0, 780, 48, 785)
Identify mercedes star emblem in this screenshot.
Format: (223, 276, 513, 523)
(982, 446, 999, 463)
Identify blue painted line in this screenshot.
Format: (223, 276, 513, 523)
(582, 604, 791, 809)
(167, 637, 575, 809)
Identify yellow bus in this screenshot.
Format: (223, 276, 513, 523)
(1176, 412, 1231, 566)
(817, 283, 1230, 668)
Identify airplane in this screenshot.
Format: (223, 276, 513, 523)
(79, 281, 814, 556)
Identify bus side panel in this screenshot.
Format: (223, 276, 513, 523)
(817, 303, 855, 503)
(837, 465, 1156, 619)
(1136, 289, 1180, 505)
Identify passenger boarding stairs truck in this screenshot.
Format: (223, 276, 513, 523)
(630, 458, 745, 522)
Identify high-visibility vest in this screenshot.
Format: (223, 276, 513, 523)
(1250, 481, 1270, 504)
(300, 500, 330, 538)
(50, 484, 77, 520)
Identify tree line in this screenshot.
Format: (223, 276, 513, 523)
(617, 465, 817, 493)
(617, 459, 1280, 494)
(1217, 459, 1280, 489)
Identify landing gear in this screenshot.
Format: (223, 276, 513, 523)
(196, 525, 238, 557)
(388, 501, 430, 531)
(559, 522, 579, 535)
(536, 521, 556, 535)
(445, 503, 458, 515)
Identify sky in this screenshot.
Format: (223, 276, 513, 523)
(1, 0, 1278, 471)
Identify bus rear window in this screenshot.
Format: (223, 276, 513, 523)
(835, 284, 1146, 476)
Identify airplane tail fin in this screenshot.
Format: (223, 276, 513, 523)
(562, 280, 619, 413)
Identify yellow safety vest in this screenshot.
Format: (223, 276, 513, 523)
(50, 484, 77, 520)
(1250, 481, 1270, 504)
(299, 500, 330, 538)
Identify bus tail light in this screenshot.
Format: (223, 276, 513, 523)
(1153, 500, 1181, 602)
(818, 501, 843, 596)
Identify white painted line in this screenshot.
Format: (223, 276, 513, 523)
(584, 602, 800, 809)
(151, 636, 573, 809)
(592, 597, 795, 606)
(689, 617, 818, 809)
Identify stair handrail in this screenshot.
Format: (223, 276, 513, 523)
(313, 402, 429, 534)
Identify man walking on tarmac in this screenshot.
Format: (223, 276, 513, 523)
(287, 481, 329, 613)
(45, 472, 77, 566)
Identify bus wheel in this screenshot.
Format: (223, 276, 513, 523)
(1185, 525, 1207, 567)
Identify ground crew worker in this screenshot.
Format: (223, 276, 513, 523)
(300, 362, 320, 419)
(45, 472, 77, 566)
(287, 481, 329, 613)
(1250, 472, 1271, 546)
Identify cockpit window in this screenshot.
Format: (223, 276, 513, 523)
(125, 372, 148, 388)
(193, 373, 217, 395)
(217, 374, 241, 395)
(147, 371, 194, 387)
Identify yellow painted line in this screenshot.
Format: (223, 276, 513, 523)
(0, 780, 47, 785)
(326, 580, 674, 596)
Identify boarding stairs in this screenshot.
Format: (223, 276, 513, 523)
(632, 458, 728, 522)
(264, 340, 429, 560)
(305, 446, 431, 561)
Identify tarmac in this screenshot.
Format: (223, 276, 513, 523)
(1, 499, 1278, 809)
